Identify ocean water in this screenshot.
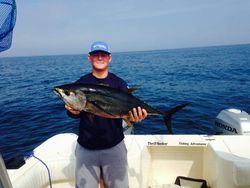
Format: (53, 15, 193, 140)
(0, 44, 250, 160)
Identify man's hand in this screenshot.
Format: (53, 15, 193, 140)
(65, 105, 81, 115)
(128, 107, 147, 122)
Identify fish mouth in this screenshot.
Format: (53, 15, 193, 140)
(53, 87, 63, 98)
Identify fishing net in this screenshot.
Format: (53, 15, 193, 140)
(0, 0, 16, 52)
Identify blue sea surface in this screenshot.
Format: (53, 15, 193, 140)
(0, 44, 250, 160)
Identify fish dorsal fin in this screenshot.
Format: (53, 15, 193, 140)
(127, 87, 139, 93)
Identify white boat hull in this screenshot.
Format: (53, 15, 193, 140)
(5, 133, 250, 188)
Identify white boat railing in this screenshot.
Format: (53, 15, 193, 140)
(0, 155, 13, 188)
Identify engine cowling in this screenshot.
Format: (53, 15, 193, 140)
(214, 109, 250, 135)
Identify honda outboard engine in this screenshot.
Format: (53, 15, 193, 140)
(215, 109, 250, 135)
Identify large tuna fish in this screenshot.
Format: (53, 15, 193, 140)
(54, 83, 188, 134)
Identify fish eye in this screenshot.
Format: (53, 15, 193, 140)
(64, 91, 70, 96)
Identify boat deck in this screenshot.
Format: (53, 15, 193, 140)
(6, 134, 250, 188)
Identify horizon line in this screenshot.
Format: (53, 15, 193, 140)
(1, 42, 250, 59)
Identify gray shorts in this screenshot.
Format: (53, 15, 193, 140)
(75, 140, 128, 188)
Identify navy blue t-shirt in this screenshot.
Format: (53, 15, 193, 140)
(71, 73, 128, 150)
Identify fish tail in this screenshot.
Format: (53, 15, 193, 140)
(163, 103, 188, 134)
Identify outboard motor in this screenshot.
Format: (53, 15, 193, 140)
(215, 109, 250, 135)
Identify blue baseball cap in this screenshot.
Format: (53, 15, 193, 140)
(89, 41, 111, 54)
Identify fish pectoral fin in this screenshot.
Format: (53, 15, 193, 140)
(123, 118, 133, 127)
(89, 101, 116, 117)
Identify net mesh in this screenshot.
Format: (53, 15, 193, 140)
(0, 0, 16, 52)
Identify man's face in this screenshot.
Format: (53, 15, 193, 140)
(88, 51, 112, 71)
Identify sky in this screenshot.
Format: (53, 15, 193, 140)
(1, 0, 250, 57)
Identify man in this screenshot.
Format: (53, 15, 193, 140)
(65, 41, 147, 188)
